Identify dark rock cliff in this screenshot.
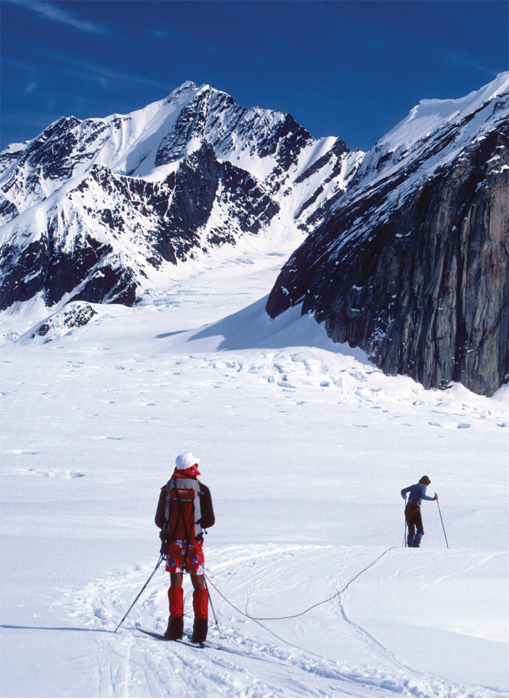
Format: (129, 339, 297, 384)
(0, 141, 281, 310)
(267, 126, 509, 397)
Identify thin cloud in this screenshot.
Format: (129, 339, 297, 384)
(150, 28, 185, 46)
(445, 50, 502, 79)
(2, 111, 62, 134)
(24, 80, 37, 94)
(27, 47, 176, 97)
(3, 56, 38, 87)
(5, 0, 110, 35)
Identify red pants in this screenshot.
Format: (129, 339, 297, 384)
(405, 502, 424, 537)
(168, 586, 208, 619)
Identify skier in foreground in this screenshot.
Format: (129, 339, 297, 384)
(401, 475, 438, 547)
(155, 452, 215, 643)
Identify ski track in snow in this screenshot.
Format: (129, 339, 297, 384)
(64, 546, 505, 698)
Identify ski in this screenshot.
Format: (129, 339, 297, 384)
(135, 623, 219, 649)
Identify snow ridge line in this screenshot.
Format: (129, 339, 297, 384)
(205, 545, 400, 621)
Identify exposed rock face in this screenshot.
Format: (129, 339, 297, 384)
(0, 141, 283, 308)
(0, 82, 361, 312)
(267, 73, 509, 396)
(31, 301, 98, 341)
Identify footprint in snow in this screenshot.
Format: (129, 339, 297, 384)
(457, 423, 471, 429)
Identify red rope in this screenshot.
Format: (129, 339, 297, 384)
(205, 545, 399, 621)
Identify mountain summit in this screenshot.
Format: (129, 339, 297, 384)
(0, 82, 361, 310)
(1, 76, 507, 396)
(267, 72, 509, 396)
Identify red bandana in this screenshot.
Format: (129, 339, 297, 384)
(172, 465, 200, 479)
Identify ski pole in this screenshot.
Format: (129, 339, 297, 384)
(204, 573, 222, 639)
(114, 555, 164, 633)
(404, 495, 408, 547)
(436, 499, 449, 549)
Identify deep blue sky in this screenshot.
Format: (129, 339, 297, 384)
(2, 0, 508, 152)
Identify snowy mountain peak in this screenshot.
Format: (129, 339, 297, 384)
(357, 71, 509, 194)
(386, 70, 508, 147)
(0, 81, 360, 313)
(169, 79, 199, 94)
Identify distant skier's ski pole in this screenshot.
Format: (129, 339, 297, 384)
(114, 556, 164, 633)
(437, 499, 449, 549)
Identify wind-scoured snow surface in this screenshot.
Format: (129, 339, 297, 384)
(1, 236, 508, 697)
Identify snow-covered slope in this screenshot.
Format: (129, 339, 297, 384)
(0, 82, 362, 311)
(0, 239, 508, 697)
(346, 71, 509, 208)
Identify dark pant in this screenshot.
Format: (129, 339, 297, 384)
(405, 503, 424, 545)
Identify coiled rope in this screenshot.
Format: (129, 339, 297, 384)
(205, 545, 400, 622)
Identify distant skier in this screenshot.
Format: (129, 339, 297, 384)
(155, 452, 215, 643)
(401, 476, 438, 547)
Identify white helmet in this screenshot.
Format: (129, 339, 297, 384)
(175, 452, 200, 470)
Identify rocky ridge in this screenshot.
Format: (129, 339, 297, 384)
(0, 82, 361, 311)
(267, 72, 509, 396)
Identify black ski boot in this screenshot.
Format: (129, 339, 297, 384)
(164, 616, 183, 640)
(191, 618, 208, 644)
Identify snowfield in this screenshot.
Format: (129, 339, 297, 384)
(1, 234, 508, 698)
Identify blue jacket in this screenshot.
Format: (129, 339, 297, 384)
(401, 482, 435, 503)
